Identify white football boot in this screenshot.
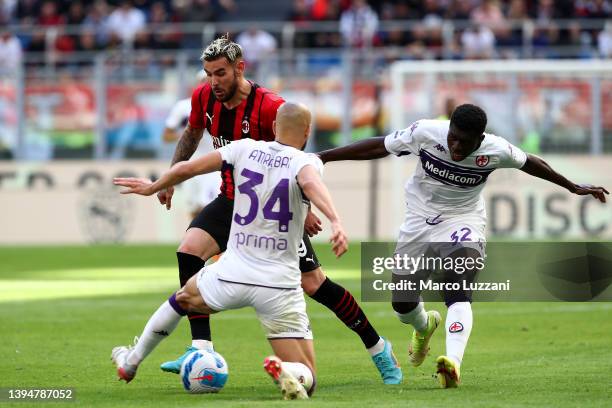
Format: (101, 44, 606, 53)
(111, 337, 139, 383)
(263, 356, 309, 400)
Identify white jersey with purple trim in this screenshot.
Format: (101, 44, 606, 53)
(215, 138, 323, 289)
(384, 119, 527, 219)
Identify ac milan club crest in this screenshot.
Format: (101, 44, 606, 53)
(449, 322, 464, 333)
(475, 155, 489, 167)
(242, 119, 250, 134)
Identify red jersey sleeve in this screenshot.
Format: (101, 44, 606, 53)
(260, 93, 285, 141)
(188, 84, 209, 129)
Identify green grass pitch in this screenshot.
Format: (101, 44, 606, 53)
(1, 244, 611, 407)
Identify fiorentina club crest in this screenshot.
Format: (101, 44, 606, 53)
(242, 119, 250, 134)
(449, 322, 464, 333)
(475, 155, 489, 167)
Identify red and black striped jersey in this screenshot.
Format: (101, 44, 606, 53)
(188, 81, 285, 199)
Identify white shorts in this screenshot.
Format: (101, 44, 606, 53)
(394, 211, 487, 275)
(183, 171, 221, 213)
(197, 264, 313, 340)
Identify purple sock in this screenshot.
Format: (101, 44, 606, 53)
(168, 293, 187, 316)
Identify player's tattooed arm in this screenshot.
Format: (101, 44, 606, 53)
(317, 136, 389, 164)
(171, 124, 205, 165)
(520, 154, 609, 203)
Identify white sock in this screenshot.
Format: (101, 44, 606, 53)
(396, 302, 428, 333)
(128, 301, 183, 365)
(367, 337, 385, 356)
(445, 302, 473, 367)
(192, 339, 214, 351)
(282, 362, 314, 393)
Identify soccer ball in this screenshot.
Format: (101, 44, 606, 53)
(180, 349, 229, 393)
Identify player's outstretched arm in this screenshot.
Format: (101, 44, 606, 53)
(317, 136, 389, 164)
(114, 151, 223, 197)
(520, 154, 609, 203)
(157, 124, 206, 210)
(297, 165, 348, 257)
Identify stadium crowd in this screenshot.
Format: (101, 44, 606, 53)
(290, 0, 612, 58)
(0, 0, 611, 67)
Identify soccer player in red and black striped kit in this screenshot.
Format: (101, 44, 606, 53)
(155, 37, 401, 384)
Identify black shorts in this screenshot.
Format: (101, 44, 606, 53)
(189, 195, 321, 273)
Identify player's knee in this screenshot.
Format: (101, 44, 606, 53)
(179, 228, 222, 260)
(175, 289, 192, 312)
(301, 269, 325, 296)
(177, 240, 204, 258)
(392, 301, 419, 314)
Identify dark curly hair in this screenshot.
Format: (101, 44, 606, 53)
(450, 104, 487, 136)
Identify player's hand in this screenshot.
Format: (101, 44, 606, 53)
(113, 177, 155, 196)
(304, 209, 322, 237)
(156, 186, 175, 210)
(329, 221, 348, 258)
(572, 184, 609, 203)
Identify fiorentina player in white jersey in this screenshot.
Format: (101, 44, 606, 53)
(318, 104, 608, 388)
(111, 102, 348, 400)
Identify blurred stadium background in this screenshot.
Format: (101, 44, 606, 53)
(0, 0, 611, 244)
(2, 3, 611, 406)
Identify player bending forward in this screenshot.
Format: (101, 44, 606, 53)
(112, 103, 347, 399)
(318, 104, 608, 388)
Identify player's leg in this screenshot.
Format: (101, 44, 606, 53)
(390, 238, 442, 368)
(268, 338, 315, 375)
(256, 286, 316, 399)
(431, 216, 486, 388)
(265, 339, 315, 400)
(298, 234, 402, 384)
(391, 269, 441, 368)
(162, 195, 232, 373)
(111, 271, 217, 383)
(177, 228, 219, 339)
(175, 272, 218, 315)
(436, 246, 480, 388)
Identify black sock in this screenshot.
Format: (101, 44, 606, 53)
(310, 278, 380, 349)
(176, 252, 211, 341)
(177, 252, 205, 287)
(187, 313, 211, 341)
